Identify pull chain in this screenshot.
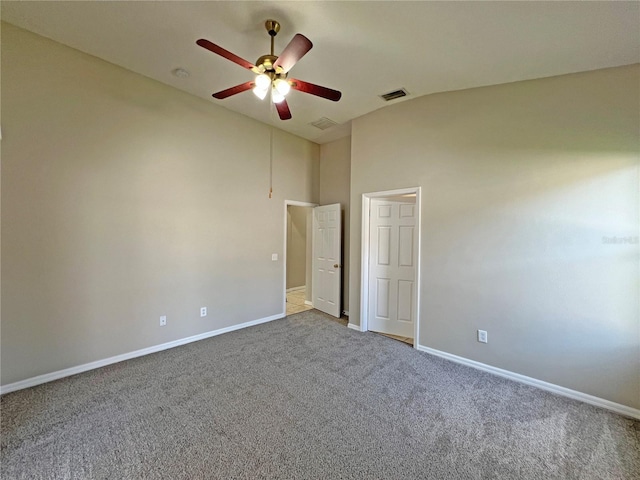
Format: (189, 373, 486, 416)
(269, 125, 273, 199)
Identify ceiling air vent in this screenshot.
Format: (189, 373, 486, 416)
(310, 117, 337, 130)
(380, 88, 409, 102)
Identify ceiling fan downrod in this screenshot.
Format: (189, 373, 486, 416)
(256, 20, 280, 73)
(265, 19, 280, 56)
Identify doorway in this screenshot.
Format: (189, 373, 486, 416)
(285, 202, 315, 316)
(283, 200, 344, 319)
(360, 187, 421, 348)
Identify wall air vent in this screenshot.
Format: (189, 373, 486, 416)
(380, 88, 409, 102)
(310, 117, 337, 130)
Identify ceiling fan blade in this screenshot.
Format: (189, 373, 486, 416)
(196, 39, 256, 70)
(289, 78, 342, 102)
(273, 34, 313, 73)
(212, 81, 255, 99)
(275, 99, 292, 120)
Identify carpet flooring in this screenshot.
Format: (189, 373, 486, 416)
(1, 310, 638, 479)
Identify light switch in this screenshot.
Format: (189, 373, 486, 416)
(272, 253, 278, 261)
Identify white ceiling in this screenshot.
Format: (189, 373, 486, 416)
(2, 1, 639, 144)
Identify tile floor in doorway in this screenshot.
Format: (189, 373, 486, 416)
(286, 289, 314, 316)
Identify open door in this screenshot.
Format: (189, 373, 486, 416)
(312, 203, 342, 317)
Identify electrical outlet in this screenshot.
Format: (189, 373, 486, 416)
(271, 253, 278, 261)
(200, 307, 207, 317)
(477, 329, 488, 343)
(160, 315, 167, 326)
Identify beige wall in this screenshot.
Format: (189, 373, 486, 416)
(286, 206, 309, 289)
(349, 65, 640, 409)
(1, 24, 319, 385)
(320, 136, 351, 313)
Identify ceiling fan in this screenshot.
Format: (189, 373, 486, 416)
(196, 20, 342, 120)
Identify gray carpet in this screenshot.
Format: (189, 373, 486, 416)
(1, 310, 638, 479)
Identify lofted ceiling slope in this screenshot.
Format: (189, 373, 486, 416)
(2, 1, 639, 144)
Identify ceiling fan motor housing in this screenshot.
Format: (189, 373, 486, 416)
(255, 54, 279, 73)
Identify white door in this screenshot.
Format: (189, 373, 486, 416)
(368, 197, 417, 337)
(312, 203, 342, 317)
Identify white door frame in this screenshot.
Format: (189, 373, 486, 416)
(360, 187, 422, 347)
(283, 200, 318, 315)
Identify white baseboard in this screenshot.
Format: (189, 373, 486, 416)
(347, 323, 362, 332)
(286, 286, 306, 293)
(304, 300, 313, 306)
(416, 344, 640, 420)
(0, 312, 285, 395)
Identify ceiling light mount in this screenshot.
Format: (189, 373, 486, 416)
(265, 20, 280, 38)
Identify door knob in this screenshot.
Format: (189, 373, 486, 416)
(334, 264, 340, 268)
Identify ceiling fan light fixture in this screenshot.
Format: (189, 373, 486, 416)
(255, 73, 271, 90)
(271, 87, 286, 104)
(197, 19, 342, 119)
(274, 78, 291, 96)
(253, 85, 269, 100)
